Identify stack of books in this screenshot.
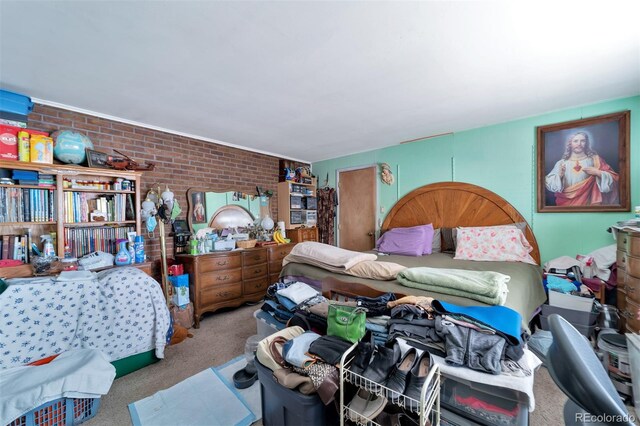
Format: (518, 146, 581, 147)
(11, 170, 38, 185)
(38, 173, 55, 188)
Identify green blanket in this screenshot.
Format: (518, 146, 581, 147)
(396, 267, 510, 305)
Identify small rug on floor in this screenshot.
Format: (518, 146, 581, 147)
(128, 356, 261, 426)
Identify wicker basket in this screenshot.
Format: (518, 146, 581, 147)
(236, 239, 257, 249)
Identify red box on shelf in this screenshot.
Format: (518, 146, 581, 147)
(0, 124, 20, 160)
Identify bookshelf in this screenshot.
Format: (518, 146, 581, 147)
(0, 160, 142, 264)
(277, 178, 318, 230)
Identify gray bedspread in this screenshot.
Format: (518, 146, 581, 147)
(280, 253, 545, 325)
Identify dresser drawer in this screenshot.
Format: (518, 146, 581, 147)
(623, 272, 640, 302)
(268, 244, 295, 262)
(243, 263, 268, 280)
(243, 276, 270, 296)
(624, 297, 640, 331)
(242, 249, 268, 266)
(627, 255, 640, 279)
(199, 254, 242, 272)
(617, 232, 630, 251)
(617, 250, 627, 271)
(269, 260, 284, 276)
(201, 282, 243, 305)
(200, 268, 243, 288)
(629, 235, 640, 257)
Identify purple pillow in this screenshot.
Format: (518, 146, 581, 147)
(376, 224, 434, 256)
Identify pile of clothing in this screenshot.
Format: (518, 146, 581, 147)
(255, 326, 353, 405)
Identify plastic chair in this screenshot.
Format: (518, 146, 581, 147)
(546, 314, 635, 426)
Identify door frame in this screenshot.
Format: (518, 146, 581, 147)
(336, 164, 378, 249)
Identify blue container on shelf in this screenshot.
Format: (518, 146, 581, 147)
(0, 90, 34, 116)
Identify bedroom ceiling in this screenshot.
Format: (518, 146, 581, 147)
(1, 1, 639, 163)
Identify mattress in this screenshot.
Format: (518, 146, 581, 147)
(281, 252, 546, 325)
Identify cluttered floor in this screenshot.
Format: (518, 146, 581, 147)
(79, 304, 571, 426)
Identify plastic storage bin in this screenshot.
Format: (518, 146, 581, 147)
(539, 304, 598, 337)
(290, 195, 303, 209)
(8, 397, 100, 426)
(255, 358, 338, 426)
(290, 211, 303, 224)
(0, 90, 34, 116)
(254, 309, 286, 339)
(548, 290, 594, 312)
(440, 373, 529, 426)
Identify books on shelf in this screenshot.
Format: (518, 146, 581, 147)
(64, 225, 135, 258)
(0, 187, 55, 223)
(64, 192, 131, 223)
(0, 230, 32, 262)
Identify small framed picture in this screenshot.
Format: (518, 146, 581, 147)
(85, 149, 112, 169)
(537, 111, 630, 212)
(191, 191, 207, 224)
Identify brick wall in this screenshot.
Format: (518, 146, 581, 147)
(27, 103, 305, 269)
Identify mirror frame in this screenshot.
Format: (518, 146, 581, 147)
(186, 187, 262, 232)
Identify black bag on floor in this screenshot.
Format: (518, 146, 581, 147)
(288, 310, 328, 335)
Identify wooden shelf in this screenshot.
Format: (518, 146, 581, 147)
(63, 188, 135, 194)
(0, 184, 56, 190)
(64, 221, 136, 227)
(0, 221, 56, 226)
(0, 160, 143, 179)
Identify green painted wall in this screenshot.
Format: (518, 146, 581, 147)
(312, 96, 639, 263)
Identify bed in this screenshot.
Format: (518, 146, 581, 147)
(0, 267, 171, 376)
(281, 182, 546, 326)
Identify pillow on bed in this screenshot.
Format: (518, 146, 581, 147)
(432, 228, 441, 253)
(454, 225, 537, 265)
(376, 224, 434, 256)
(346, 260, 407, 280)
(441, 222, 528, 254)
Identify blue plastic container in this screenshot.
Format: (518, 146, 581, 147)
(0, 90, 34, 116)
(8, 397, 100, 426)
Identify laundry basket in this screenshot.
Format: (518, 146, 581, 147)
(8, 397, 100, 426)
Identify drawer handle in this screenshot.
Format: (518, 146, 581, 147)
(217, 261, 228, 266)
(623, 238, 627, 244)
(254, 269, 262, 274)
(216, 291, 232, 298)
(622, 309, 635, 319)
(216, 275, 230, 281)
(254, 283, 263, 289)
(253, 255, 261, 260)
(627, 286, 636, 293)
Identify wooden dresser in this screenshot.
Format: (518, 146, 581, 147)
(616, 230, 640, 333)
(287, 227, 319, 244)
(178, 243, 295, 328)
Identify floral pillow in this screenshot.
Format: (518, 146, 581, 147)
(454, 225, 537, 265)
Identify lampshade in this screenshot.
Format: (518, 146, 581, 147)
(161, 185, 174, 203)
(261, 216, 274, 231)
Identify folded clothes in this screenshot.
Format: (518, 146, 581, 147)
(545, 275, 579, 293)
(277, 282, 319, 305)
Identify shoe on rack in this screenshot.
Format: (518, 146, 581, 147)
(347, 388, 388, 423)
(362, 342, 400, 386)
(349, 331, 375, 375)
(385, 348, 418, 403)
(375, 411, 401, 426)
(404, 350, 433, 412)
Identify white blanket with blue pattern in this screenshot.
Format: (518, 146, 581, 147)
(0, 267, 171, 369)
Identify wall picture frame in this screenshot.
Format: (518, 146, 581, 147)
(190, 191, 207, 224)
(537, 111, 630, 213)
(85, 149, 112, 169)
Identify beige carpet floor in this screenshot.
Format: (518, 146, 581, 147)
(86, 303, 568, 426)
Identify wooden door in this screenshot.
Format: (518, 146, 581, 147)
(338, 167, 376, 251)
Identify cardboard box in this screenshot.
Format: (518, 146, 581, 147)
(30, 135, 53, 164)
(548, 290, 594, 312)
(0, 124, 19, 160)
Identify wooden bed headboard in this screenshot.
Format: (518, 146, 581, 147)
(380, 182, 540, 264)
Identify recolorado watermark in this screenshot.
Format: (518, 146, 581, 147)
(576, 413, 637, 423)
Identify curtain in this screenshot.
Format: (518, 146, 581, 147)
(316, 187, 336, 246)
